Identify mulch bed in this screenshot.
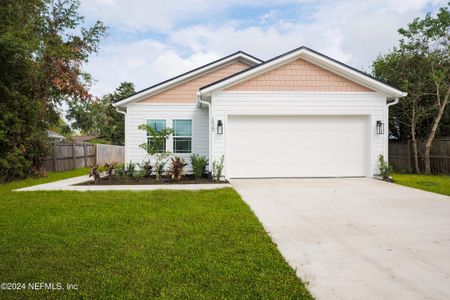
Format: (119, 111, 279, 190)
(76, 175, 226, 185)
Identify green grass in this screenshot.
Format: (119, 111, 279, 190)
(392, 173, 450, 196)
(0, 169, 311, 299)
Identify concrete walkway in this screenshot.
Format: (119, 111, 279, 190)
(231, 178, 450, 300)
(15, 175, 231, 191)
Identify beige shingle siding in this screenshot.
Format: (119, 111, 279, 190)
(225, 58, 374, 92)
(139, 60, 251, 104)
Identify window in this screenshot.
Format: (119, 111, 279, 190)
(173, 119, 192, 153)
(147, 119, 166, 153)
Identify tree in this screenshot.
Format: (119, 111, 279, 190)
(0, 0, 106, 182)
(67, 82, 135, 145)
(373, 4, 449, 174)
(138, 124, 173, 181)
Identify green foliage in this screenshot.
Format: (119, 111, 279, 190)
(378, 155, 393, 180)
(168, 156, 188, 181)
(0, 0, 107, 182)
(138, 124, 173, 180)
(115, 163, 125, 177)
(212, 155, 225, 181)
(67, 82, 135, 145)
(372, 4, 450, 141)
(190, 154, 209, 179)
(125, 161, 136, 179)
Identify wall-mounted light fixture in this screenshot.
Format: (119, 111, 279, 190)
(376, 120, 384, 135)
(217, 120, 223, 134)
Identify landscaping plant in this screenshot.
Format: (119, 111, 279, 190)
(138, 124, 173, 180)
(104, 162, 118, 180)
(213, 155, 225, 181)
(89, 165, 101, 183)
(378, 155, 393, 181)
(169, 156, 188, 181)
(190, 154, 209, 180)
(115, 163, 125, 177)
(139, 160, 153, 178)
(125, 161, 136, 179)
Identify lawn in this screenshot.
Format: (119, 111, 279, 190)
(392, 173, 450, 196)
(0, 169, 312, 299)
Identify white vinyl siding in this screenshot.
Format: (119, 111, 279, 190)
(125, 104, 208, 171)
(211, 92, 387, 178)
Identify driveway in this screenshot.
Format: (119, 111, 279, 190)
(231, 178, 450, 300)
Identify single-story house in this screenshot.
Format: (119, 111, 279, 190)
(113, 46, 406, 179)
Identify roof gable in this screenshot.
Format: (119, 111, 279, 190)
(200, 46, 406, 98)
(225, 58, 373, 92)
(113, 51, 262, 107)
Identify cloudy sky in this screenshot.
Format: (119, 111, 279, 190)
(80, 0, 446, 97)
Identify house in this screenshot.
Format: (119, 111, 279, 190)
(113, 46, 406, 179)
(47, 130, 65, 142)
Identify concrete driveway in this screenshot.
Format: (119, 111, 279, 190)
(231, 178, 450, 300)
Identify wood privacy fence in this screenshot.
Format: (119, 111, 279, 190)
(389, 139, 450, 174)
(43, 142, 125, 172)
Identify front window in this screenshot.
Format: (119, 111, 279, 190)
(173, 119, 192, 153)
(147, 119, 166, 153)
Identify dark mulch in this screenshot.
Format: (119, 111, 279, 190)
(77, 175, 226, 185)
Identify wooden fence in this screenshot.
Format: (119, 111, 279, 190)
(43, 142, 125, 172)
(389, 139, 450, 174)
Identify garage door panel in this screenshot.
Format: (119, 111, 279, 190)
(228, 115, 368, 178)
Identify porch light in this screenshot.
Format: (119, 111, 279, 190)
(217, 120, 223, 134)
(376, 120, 384, 135)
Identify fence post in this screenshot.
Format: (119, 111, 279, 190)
(83, 143, 87, 167)
(72, 141, 76, 169)
(52, 141, 57, 172)
(407, 139, 412, 173)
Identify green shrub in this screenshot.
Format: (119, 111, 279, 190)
(212, 155, 225, 181)
(190, 154, 209, 179)
(125, 161, 136, 178)
(378, 155, 393, 180)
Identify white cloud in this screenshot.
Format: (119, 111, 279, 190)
(81, 0, 447, 97)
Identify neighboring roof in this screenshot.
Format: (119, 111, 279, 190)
(47, 130, 65, 140)
(113, 51, 263, 107)
(200, 46, 407, 98)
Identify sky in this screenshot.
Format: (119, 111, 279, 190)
(79, 0, 447, 97)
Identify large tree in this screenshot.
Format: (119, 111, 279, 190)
(373, 4, 450, 174)
(67, 82, 135, 145)
(0, 0, 106, 182)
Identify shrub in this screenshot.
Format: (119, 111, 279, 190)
(138, 160, 153, 178)
(125, 161, 136, 178)
(190, 154, 209, 180)
(156, 160, 167, 179)
(89, 165, 101, 183)
(104, 161, 118, 180)
(212, 155, 224, 181)
(115, 163, 125, 177)
(378, 155, 393, 180)
(169, 156, 187, 181)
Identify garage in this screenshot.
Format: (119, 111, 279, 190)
(227, 115, 369, 178)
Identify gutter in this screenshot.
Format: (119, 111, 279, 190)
(115, 107, 126, 115)
(197, 92, 212, 172)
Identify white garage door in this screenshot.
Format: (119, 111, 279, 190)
(228, 115, 368, 178)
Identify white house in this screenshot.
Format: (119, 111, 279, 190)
(113, 46, 406, 179)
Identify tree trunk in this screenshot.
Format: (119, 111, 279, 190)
(424, 87, 450, 175)
(411, 127, 420, 174)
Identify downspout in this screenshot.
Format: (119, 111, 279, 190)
(115, 107, 126, 115)
(197, 92, 212, 173)
(385, 98, 399, 163)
